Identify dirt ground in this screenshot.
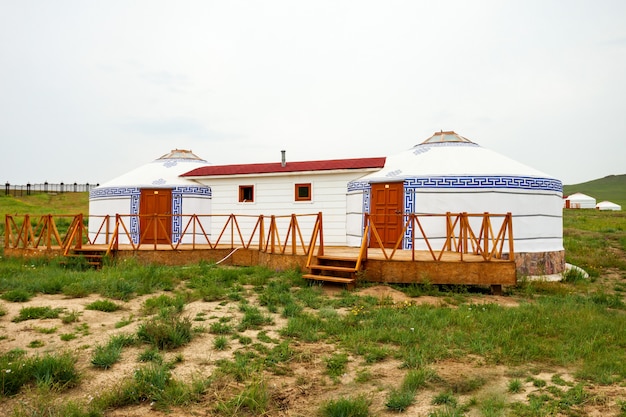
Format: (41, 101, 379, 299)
(1, 284, 624, 416)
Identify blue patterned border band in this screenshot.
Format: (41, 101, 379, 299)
(90, 185, 211, 199)
(404, 176, 562, 192)
(349, 176, 561, 193)
(347, 181, 371, 193)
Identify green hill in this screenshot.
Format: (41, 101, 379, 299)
(563, 174, 626, 208)
(0, 192, 89, 216)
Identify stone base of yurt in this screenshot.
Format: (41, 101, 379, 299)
(503, 250, 565, 277)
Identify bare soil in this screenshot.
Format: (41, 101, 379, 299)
(1, 285, 625, 416)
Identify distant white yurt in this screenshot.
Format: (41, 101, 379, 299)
(564, 192, 596, 209)
(596, 201, 621, 211)
(88, 149, 211, 245)
(347, 131, 564, 276)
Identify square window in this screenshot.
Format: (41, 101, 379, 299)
(239, 185, 254, 202)
(295, 183, 311, 201)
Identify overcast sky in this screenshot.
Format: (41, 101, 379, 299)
(1, 0, 625, 186)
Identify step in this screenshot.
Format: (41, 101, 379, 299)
(316, 255, 358, 262)
(301, 274, 356, 285)
(309, 264, 357, 274)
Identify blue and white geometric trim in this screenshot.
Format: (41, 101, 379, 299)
(130, 194, 140, 245)
(173, 185, 212, 197)
(89, 185, 211, 199)
(347, 181, 371, 193)
(404, 176, 562, 192)
(90, 187, 141, 199)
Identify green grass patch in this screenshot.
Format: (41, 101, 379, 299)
(320, 395, 370, 417)
(1, 289, 33, 302)
(0, 350, 79, 396)
(12, 306, 63, 322)
(85, 299, 122, 312)
(137, 313, 194, 350)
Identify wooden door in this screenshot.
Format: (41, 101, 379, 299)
(139, 189, 172, 244)
(369, 182, 404, 248)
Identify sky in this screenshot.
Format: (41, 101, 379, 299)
(1, 1, 625, 186)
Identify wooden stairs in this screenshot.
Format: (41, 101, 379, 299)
(303, 254, 362, 289)
(66, 248, 110, 269)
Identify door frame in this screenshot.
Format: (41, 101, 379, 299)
(368, 182, 404, 248)
(139, 188, 172, 244)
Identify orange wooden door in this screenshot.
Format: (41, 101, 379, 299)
(369, 182, 404, 248)
(139, 189, 172, 244)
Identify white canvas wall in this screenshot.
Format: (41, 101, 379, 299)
(196, 171, 372, 246)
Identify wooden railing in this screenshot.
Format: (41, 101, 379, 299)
(361, 212, 514, 262)
(4, 213, 325, 259)
(3, 214, 86, 256)
(4, 211, 513, 264)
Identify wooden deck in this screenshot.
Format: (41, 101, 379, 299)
(5, 243, 516, 292)
(4, 211, 517, 291)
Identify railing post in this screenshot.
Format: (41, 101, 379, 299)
(76, 213, 83, 249)
(483, 212, 489, 258)
(445, 212, 452, 251)
(507, 213, 514, 259)
(259, 215, 265, 251)
(270, 215, 276, 253)
(291, 214, 297, 255)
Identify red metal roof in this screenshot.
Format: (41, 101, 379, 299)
(181, 157, 386, 177)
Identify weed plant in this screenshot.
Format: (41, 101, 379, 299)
(1, 289, 33, 302)
(12, 306, 63, 322)
(91, 333, 136, 369)
(0, 350, 79, 396)
(214, 378, 270, 416)
(320, 395, 370, 417)
(137, 312, 194, 350)
(325, 353, 349, 381)
(97, 362, 207, 411)
(138, 348, 163, 364)
(237, 303, 273, 331)
(142, 293, 186, 315)
(85, 299, 121, 312)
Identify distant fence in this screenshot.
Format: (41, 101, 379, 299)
(4, 182, 99, 197)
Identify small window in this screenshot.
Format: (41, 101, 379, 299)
(295, 183, 311, 201)
(239, 185, 254, 202)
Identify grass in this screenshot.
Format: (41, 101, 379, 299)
(12, 306, 63, 322)
(0, 200, 625, 415)
(0, 350, 79, 396)
(320, 395, 370, 417)
(91, 333, 136, 369)
(136, 311, 194, 350)
(563, 174, 626, 208)
(85, 299, 121, 312)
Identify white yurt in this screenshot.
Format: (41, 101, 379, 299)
(596, 201, 621, 211)
(564, 192, 596, 209)
(347, 131, 564, 276)
(88, 149, 211, 245)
